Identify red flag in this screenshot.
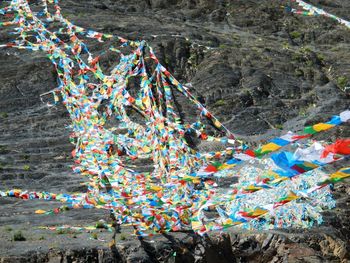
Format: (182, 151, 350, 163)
(204, 164, 218, 173)
(322, 139, 350, 158)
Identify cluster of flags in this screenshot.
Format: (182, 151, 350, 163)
(0, 0, 349, 236)
(287, 0, 350, 29)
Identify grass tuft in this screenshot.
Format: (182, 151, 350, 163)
(13, 231, 26, 241)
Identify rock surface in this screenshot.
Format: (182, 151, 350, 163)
(0, 0, 350, 262)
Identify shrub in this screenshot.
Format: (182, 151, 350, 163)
(0, 145, 9, 154)
(95, 220, 107, 229)
(295, 68, 304, 77)
(213, 99, 226, 107)
(290, 31, 301, 39)
(13, 231, 26, 241)
(337, 76, 348, 89)
(56, 228, 78, 235)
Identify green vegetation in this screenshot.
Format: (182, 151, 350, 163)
(290, 31, 301, 39)
(23, 165, 30, 171)
(0, 112, 8, 118)
(56, 229, 66, 235)
(56, 228, 79, 235)
(13, 231, 26, 241)
(95, 220, 107, 229)
(219, 44, 230, 49)
(291, 46, 323, 70)
(316, 53, 325, 62)
(91, 233, 98, 240)
(275, 124, 283, 130)
(120, 234, 126, 240)
(61, 206, 70, 211)
(300, 46, 312, 53)
(306, 60, 314, 67)
(20, 154, 30, 160)
(213, 99, 226, 107)
(295, 68, 304, 77)
(337, 76, 348, 89)
(299, 107, 309, 117)
(5, 226, 12, 232)
(282, 42, 290, 50)
(164, 56, 170, 65)
(291, 52, 301, 62)
(188, 51, 199, 68)
(0, 145, 9, 154)
(232, 33, 240, 41)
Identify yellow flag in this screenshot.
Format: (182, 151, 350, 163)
(260, 143, 281, 153)
(35, 210, 47, 214)
(313, 123, 334, 132)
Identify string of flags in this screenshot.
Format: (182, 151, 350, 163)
(0, 0, 349, 236)
(287, 0, 350, 29)
(199, 111, 350, 175)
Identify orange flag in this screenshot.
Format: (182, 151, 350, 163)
(322, 139, 350, 157)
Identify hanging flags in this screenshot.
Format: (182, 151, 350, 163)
(290, 0, 350, 29)
(0, 0, 349, 236)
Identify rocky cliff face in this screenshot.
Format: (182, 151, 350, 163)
(0, 0, 349, 262)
